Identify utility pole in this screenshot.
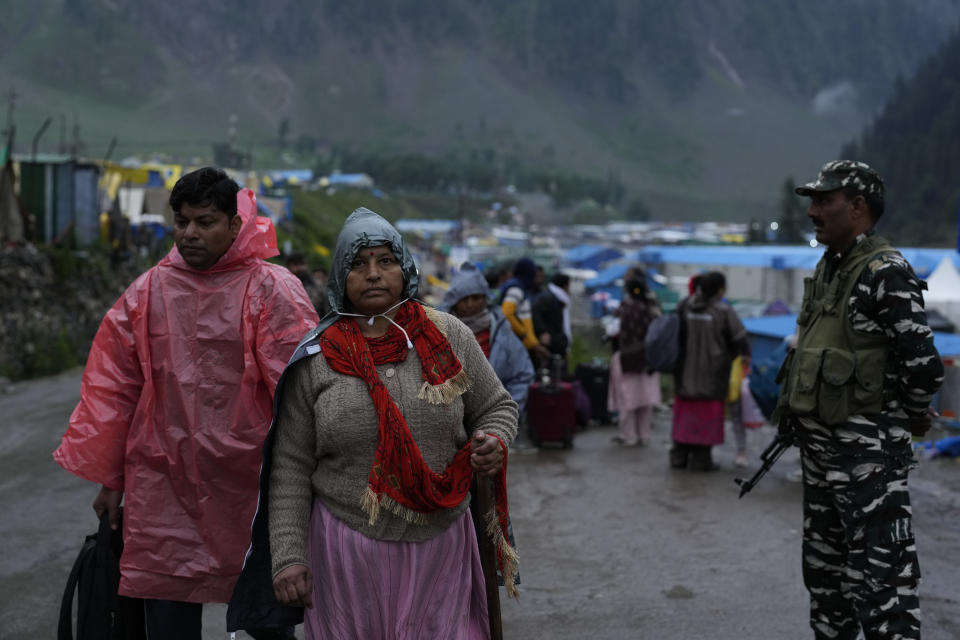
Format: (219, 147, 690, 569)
(71, 114, 82, 158)
(2, 87, 17, 149)
(32, 117, 52, 160)
(103, 136, 118, 165)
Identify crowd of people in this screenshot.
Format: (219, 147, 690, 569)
(52, 159, 944, 640)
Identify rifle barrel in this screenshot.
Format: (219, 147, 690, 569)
(734, 436, 792, 499)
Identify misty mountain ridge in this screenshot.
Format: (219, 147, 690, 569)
(2, 0, 959, 227)
(844, 24, 960, 246)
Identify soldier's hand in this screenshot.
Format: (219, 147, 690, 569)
(907, 407, 939, 438)
(776, 417, 795, 444)
(273, 564, 313, 609)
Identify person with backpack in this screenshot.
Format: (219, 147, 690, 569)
(608, 274, 661, 446)
(499, 257, 551, 368)
(532, 272, 572, 370)
(669, 271, 750, 471)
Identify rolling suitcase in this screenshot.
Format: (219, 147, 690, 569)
(527, 381, 577, 449)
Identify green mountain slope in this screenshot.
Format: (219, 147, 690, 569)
(843, 28, 960, 246)
(2, 0, 958, 225)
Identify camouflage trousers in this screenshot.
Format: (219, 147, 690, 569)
(800, 441, 921, 640)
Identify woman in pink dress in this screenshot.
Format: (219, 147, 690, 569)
(608, 274, 662, 446)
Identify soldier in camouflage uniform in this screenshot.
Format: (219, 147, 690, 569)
(776, 160, 944, 640)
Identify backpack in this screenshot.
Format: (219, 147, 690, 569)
(643, 300, 686, 373)
(58, 512, 145, 640)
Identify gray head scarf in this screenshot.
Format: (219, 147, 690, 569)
(312, 207, 420, 337)
(438, 263, 490, 312)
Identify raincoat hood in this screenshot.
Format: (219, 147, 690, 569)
(497, 256, 537, 304)
(315, 207, 419, 335)
(512, 257, 537, 290)
(438, 263, 489, 312)
(162, 188, 279, 272)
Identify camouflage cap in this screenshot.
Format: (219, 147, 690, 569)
(795, 160, 884, 199)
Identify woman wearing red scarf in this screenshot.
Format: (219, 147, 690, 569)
(232, 208, 519, 639)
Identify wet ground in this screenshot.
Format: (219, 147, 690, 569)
(2, 370, 960, 639)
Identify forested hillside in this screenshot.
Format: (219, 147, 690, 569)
(2, 1, 959, 225)
(842, 28, 960, 246)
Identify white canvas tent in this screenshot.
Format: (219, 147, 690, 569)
(118, 187, 147, 224)
(924, 256, 960, 328)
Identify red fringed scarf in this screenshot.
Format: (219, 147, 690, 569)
(319, 301, 518, 596)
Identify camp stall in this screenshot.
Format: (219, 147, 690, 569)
(18, 154, 101, 245)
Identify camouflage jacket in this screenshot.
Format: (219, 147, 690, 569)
(795, 232, 944, 453)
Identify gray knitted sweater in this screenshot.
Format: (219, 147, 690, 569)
(269, 308, 519, 576)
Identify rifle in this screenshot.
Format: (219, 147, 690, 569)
(734, 433, 793, 498)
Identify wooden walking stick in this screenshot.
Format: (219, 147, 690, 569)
(472, 474, 503, 640)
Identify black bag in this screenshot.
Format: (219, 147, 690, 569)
(58, 511, 145, 640)
(618, 344, 647, 373)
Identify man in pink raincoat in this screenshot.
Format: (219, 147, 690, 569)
(54, 167, 319, 639)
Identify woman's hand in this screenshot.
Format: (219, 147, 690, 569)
(532, 344, 552, 367)
(273, 564, 314, 608)
(471, 432, 504, 476)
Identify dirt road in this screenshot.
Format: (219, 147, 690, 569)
(2, 371, 959, 639)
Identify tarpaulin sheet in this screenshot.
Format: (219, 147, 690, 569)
(54, 189, 319, 602)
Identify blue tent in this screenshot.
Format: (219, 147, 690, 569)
(563, 245, 624, 270)
(743, 314, 960, 362)
(584, 265, 665, 309)
(584, 264, 629, 291)
(630, 244, 960, 277)
(256, 196, 291, 221)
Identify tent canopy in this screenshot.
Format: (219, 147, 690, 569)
(924, 257, 960, 302)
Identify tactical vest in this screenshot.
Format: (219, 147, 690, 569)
(776, 235, 895, 426)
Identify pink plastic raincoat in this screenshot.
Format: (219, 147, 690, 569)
(54, 189, 319, 602)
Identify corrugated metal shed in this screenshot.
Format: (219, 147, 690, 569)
(18, 155, 101, 244)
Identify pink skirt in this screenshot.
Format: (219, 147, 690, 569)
(671, 396, 725, 446)
(608, 351, 662, 412)
(305, 500, 490, 640)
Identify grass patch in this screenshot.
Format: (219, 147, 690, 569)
(279, 190, 468, 269)
(23, 327, 80, 378)
(568, 323, 612, 373)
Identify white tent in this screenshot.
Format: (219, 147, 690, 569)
(924, 256, 960, 328)
(118, 187, 147, 224)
